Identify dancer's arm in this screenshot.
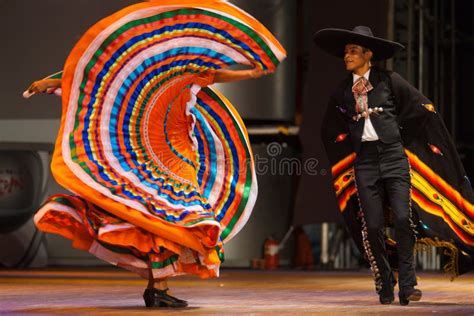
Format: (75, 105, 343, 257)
(214, 68, 273, 83)
(25, 68, 271, 93)
(26, 78, 61, 94)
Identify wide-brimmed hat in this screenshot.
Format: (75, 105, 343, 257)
(313, 26, 404, 61)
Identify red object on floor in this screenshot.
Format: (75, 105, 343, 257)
(264, 236, 279, 270)
(293, 227, 314, 269)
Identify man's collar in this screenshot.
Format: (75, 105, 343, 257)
(353, 68, 371, 82)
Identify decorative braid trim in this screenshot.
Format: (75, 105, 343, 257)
(353, 169, 383, 293)
(415, 237, 459, 281)
(407, 158, 419, 240)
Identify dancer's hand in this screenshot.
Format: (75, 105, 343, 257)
(248, 67, 274, 79)
(26, 79, 61, 94)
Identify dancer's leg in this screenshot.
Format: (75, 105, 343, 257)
(355, 142, 395, 304)
(146, 262, 168, 290)
(381, 142, 420, 306)
(143, 260, 187, 308)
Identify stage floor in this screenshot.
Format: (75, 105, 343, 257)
(0, 269, 473, 315)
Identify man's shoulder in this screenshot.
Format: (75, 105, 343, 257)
(372, 67, 414, 91)
(371, 67, 395, 80)
(384, 70, 415, 91)
(372, 67, 406, 82)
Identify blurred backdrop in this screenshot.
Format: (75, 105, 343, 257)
(0, 0, 472, 271)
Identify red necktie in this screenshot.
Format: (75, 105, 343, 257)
(352, 76, 373, 118)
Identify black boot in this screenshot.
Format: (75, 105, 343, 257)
(379, 294, 394, 305)
(143, 288, 188, 308)
(399, 288, 422, 306)
(378, 273, 397, 305)
(379, 283, 395, 305)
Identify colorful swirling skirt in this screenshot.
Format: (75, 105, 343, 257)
(34, 0, 286, 279)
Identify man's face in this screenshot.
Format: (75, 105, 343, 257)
(344, 44, 372, 71)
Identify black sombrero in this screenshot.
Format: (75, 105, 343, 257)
(313, 26, 404, 61)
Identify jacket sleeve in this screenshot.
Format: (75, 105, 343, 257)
(321, 94, 354, 165)
(390, 72, 433, 146)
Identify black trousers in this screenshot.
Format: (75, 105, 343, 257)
(354, 140, 417, 292)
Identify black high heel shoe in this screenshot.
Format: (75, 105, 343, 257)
(399, 288, 422, 306)
(143, 288, 188, 308)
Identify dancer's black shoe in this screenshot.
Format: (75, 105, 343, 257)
(379, 294, 394, 305)
(379, 285, 394, 305)
(143, 288, 188, 308)
(399, 288, 422, 306)
(378, 277, 397, 305)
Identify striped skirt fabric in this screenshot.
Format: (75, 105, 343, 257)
(34, 0, 286, 279)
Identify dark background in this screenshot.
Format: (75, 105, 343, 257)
(0, 0, 137, 119)
(0, 0, 472, 228)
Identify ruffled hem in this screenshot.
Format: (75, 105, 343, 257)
(35, 195, 222, 279)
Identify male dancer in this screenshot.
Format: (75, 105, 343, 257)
(314, 26, 422, 305)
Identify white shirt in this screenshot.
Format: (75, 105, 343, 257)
(353, 69, 379, 142)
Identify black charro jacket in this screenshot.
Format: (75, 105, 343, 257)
(325, 67, 430, 153)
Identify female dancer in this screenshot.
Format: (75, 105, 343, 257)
(26, 0, 285, 308)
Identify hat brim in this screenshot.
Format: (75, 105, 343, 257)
(313, 28, 404, 61)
